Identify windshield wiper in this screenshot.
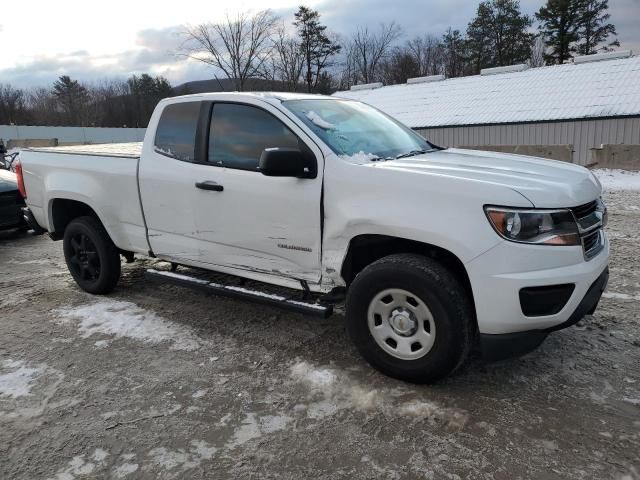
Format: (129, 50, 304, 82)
(394, 149, 432, 159)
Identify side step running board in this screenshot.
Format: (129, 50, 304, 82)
(146, 269, 333, 318)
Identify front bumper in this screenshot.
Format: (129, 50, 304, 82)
(480, 267, 609, 361)
(466, 232, 609, 335)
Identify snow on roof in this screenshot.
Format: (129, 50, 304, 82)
(334, 54, 640, 128)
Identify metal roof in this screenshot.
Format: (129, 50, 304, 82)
(334, 54, 640, 128)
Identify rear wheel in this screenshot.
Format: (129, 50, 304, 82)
(63, 216, 121, 294)
(346, 253, 474, 383)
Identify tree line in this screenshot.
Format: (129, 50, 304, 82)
(0, 0, 619, 127)
(182, 0, 619, 90)
(0, 74, 171, 127)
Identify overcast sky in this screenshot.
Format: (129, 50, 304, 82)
(0, 0, 638, 88)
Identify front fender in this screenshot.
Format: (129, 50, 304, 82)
(321, 155, 532, 287)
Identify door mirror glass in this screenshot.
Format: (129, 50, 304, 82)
(259, 148, 315, 178)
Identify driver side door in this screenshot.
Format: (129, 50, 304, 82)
(191, 100, 324, 286)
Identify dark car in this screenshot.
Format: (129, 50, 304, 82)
(0, 169, 27, 231)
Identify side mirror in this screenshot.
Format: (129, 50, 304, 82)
(259, 147, 316, 178)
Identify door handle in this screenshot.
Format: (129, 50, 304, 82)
(195, 181, 224, 192)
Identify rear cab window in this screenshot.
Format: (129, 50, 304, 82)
(154, 102, 201, 162)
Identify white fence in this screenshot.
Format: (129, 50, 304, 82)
(0, 125, 146, 144)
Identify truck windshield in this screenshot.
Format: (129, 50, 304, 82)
(282, 98, 434, 160)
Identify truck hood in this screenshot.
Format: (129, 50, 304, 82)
(371, 148, 600, 208)
(0, 169, 18, 194)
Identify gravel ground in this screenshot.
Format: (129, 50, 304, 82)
(1, 189, 639, 480)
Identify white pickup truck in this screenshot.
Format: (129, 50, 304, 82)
(18, 92, 609, 383)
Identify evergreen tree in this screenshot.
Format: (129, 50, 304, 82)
(576, 0, 619, 55)
(52, 75, 89, 126)
(294, 6, 341, 92)
(536, 0, 582, 64)
(467, 0, 534, 73)
(441, 28, 468, 78)
(127, 74, 172, 127)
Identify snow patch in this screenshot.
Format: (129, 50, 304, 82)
(55, 300, 201, 351)
(593, 169, 640, 191)
(306, 110, 335, 130)
(603, 292, 640, 302)
(192, 389, 208, 399)
(92, 449, 109, 462)
(114, 462, 138, 478)
(228, 412, 292, 448)
(290, 362, 337, 389)
(47, 449, 108, 480)
(146, 440, 216, 472)
(0, 359, 42, 398)
(290, 361, 468, 428)
(307, 399, 339, 419)
(339, 151, 380, 165)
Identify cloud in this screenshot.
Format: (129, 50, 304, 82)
(1, 0, 638, 89)
(0, 25, 211, 88)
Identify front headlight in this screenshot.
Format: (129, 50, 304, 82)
(485, 207, 580, 245)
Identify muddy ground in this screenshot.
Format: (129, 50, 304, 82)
(1, 189, 639, 480)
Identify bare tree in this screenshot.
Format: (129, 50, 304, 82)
(0, 84, 29, 125)
(180, 10, 278, 91)
(406, 35, 446, 76)
(348, 22, 402, 84)
(271, 26, 305, 91)
(26, 88, 59, 126)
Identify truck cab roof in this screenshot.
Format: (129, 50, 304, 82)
(158, 91, 335, 106)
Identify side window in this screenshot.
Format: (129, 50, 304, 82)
(208, 103, 300, 171)
(154, 102, 201, 162)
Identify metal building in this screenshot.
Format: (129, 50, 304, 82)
(335, 51, 640, 166)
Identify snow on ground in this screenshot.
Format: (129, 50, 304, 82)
(0, 359, 42, 398)
(145, 440, 217, 472)
(290, 361, 337, 389)
(227, 412, 293, 449)
(592, 169, 640, 191)
(602, 292, 640, 301)
(55, 299, 202, 351)
(289, 361, 468, 428)
(47, 449, 109, 480)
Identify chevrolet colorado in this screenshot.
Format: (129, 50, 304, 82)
(18, 92, 609, 383)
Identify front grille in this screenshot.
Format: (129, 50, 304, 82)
(571, 198, 605, 260)
(582, 230, 602, 259)
(570, 200, 598, 219)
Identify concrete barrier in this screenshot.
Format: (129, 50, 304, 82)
(0, 125, 146, 145)
(459, 144, 574, 162)
(7, 138, 59, 148)
(591, 145, 640, 171)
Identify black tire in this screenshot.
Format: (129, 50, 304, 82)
(345, 253, 474, 384)
(63, 216, 121, 294)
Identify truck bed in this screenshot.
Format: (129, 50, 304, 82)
(20, 142, 148, 254)
(27, 142, 143, 159)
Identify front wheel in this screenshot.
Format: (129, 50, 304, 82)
(346, 254, 474, 383)
(63, 216, 121, 294)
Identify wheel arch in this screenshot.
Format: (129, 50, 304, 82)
(340, 234, 476, 319)
(48, 197, 107, 240)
